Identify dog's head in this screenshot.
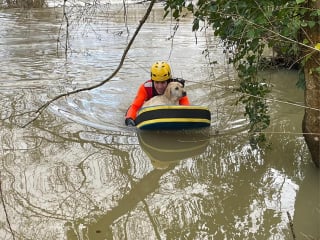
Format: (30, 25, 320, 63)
(165, 81, 187, 102)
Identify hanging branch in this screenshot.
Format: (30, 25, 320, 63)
(56, 0, 70, 57)
(20, 0, 156, 128)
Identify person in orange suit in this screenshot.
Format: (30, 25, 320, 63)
(125, 61, 190, 126)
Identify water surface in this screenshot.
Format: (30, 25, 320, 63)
(0, 4, 319, 240)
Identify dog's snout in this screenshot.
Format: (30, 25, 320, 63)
(182, 91, 187, 97)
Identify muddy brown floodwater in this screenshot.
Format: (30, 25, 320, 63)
(0, 3, 319, 240)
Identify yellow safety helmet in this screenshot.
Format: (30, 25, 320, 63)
(150, 61, 172, 81)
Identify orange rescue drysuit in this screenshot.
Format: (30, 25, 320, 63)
(125, 79, 190, 121)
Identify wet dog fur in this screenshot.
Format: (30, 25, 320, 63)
(142, 81, 187, 107)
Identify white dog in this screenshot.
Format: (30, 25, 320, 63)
(142, 81, 187, 107)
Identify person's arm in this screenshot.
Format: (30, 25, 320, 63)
(125, 84, 148, 124)
(179, 96, 190, 105)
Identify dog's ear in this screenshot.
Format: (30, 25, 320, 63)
(171, 83, 183, 100)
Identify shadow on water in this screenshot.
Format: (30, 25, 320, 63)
(65, 128, 210, 239)
(65, 165, 177, 240)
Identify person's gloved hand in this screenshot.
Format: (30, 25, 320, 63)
(125, 118, 136, 126)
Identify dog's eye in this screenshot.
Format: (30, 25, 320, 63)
(175, 87, 179, 90)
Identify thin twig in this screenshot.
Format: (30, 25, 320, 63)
(287, 211, 296, 240)
(63, 0, 70, 58)
(21, 0, 156, 128)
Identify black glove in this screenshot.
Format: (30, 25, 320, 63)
(125, 118, 136, 126)
(171, 78, 185, 87)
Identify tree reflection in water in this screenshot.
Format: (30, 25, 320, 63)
(0, 107, 315, 239)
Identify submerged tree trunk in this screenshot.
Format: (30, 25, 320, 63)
(302, 0, 320, 168)
(303, 68, 320, 168)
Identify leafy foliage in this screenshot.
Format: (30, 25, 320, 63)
(164, 0, 319, 143)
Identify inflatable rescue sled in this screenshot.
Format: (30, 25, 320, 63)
(135, 105, 211, 130)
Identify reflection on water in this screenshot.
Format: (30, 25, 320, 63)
(138, 130, 209, 169)
(0, 4, 319, 240)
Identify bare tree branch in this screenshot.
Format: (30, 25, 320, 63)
(62, 0, 70, 57)
(287, 211, 296, 240)
(0, 177, 16, 240)
(21, 0, 156, 128)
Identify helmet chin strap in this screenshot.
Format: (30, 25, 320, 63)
(152, 81, 159, 96)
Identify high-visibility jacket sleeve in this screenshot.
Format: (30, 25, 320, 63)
(126, 84, 191, 121)
(179, 96, 190, 105)
(125, 84, 148, 120)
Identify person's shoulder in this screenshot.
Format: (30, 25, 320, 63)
(143, 79, 153, 87)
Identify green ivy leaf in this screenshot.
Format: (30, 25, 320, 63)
(308, 21, 316, 28)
